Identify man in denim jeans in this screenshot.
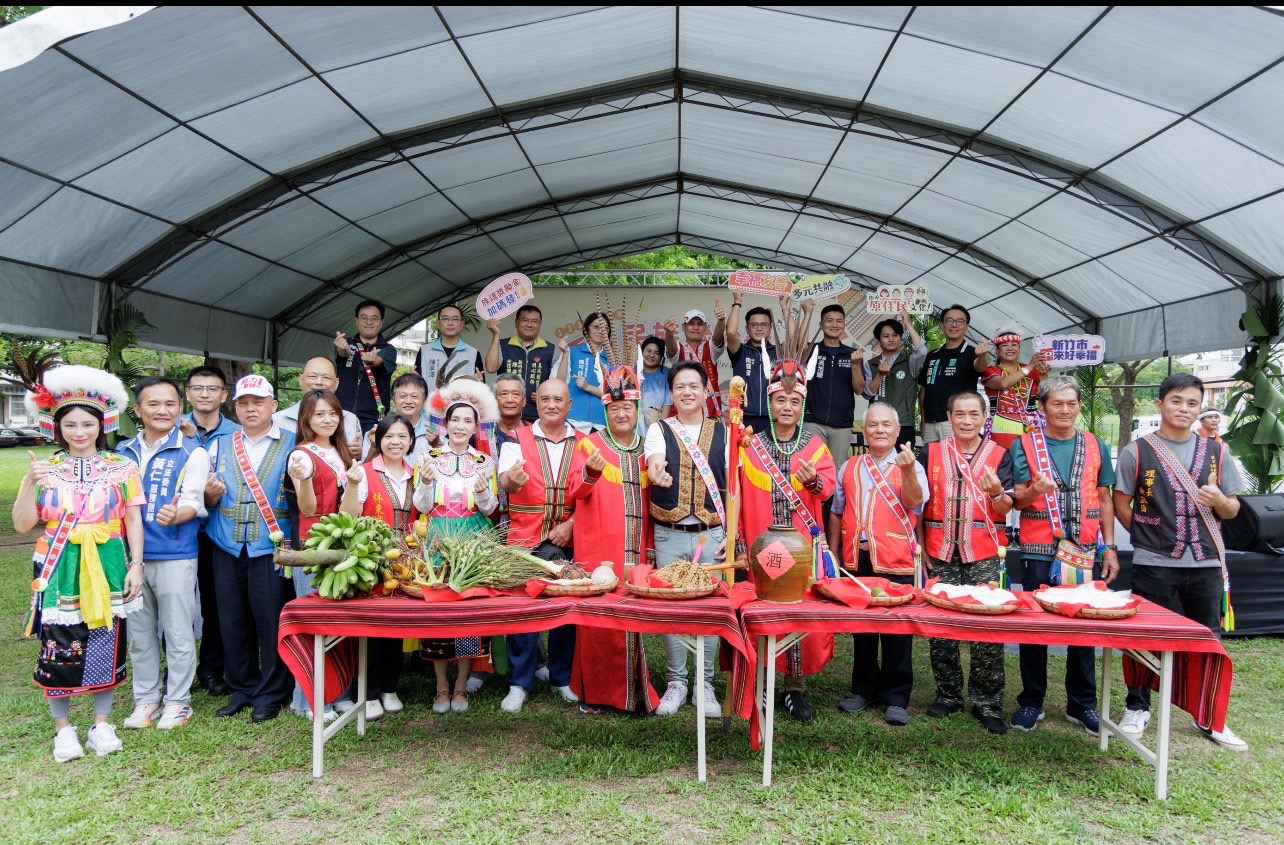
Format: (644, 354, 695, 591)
(644, 362, 728, 718)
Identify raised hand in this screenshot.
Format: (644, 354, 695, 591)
(487, 318, 501, 336)
(732, 290, 745, 307)
(205, 472, 226, 499)
(1032, 472, 1057, 495)
(156, 494, 181, 527)
(333, 331, 350, 355)
(664, 314, 680, 336)
(894, 441, 916, 468)
(877, 357, 892, 374)
(574, 375, 588, 391)
(977, 466, 1003, 497)
(288, 450, 314, 482)
(647, 456, 673, 488)
(416, 454, 437, 485)
(713, 296, 726, 323)
(178, 417, 197, 439)
(556, 335, 570, 353)
(507, 457, 530, 489)
(27, 450, 51, 484)
(974, 339, 992, 357)
(585, 444, 607, 474)
(346, 461, 365, 487)
(472, 470, 491, 494)
(795, 455, 818, 486)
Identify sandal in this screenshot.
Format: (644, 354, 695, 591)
(450, 692, 469, 713)
(432, 692, 451, 715)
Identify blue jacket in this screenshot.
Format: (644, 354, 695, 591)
(207, 428, 295, 559)
(182, 412, 239, 531)
(116, 428, 204, 560)
(566, 343, 606, 427)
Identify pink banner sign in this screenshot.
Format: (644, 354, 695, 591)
(866, 284, 931, 315)
(476, 273, 534, 321)
(1032, 334, 1106, 367)
(729, 270, 792, 296)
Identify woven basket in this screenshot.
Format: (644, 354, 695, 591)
(399, 581, 426, 599)
(541, 581, 617, 598)
(624, 582, 716, 600)
(922, 589, 1019, 615)
(1034, 593, 1138, 619)
(814, 581, 915, 607)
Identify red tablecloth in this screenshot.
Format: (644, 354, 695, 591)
(740, 596, 1232, 732)
(278, 591, 756, 718)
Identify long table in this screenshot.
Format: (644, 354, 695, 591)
(740, 595, 1232, 799)
(278, 591, 755, 779)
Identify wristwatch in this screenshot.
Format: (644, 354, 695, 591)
(1103, 544, 1119, 551)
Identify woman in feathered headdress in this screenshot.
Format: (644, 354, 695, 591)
(12, 364, 145, 762)
(982, 323, 1051, 448)
(412, 379, 501, 713)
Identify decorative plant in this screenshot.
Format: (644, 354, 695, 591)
(1073, 363, 1109, 440)
(1225, 294, 1284, 494)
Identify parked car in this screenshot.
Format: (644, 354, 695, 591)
(0, 427, 46, 448)
(14, 427, 55, 445)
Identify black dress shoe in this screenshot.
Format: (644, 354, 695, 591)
(216, 701, 250, 718)
(781, 690, 816, 722)
(926, 699, 963, 717)
(251, 705, 281, 723)
(972, 705, 1008, 735)
(204, 678, 232, 697)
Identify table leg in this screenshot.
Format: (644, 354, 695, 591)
(755, 636, 767, 749)
(695, 635, 706, 784)
(1099, 646, 1113, 753)
(763, 634, 777, 788)
(356, 636, 368, 736)
(1156, 651, 1173, 801)
(312, 634, 325, 778)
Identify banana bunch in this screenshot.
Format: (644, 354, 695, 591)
(302, 512, 398, 600)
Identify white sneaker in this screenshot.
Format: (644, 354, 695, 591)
(53, 726, 83, 763)
(655, 682, 688, 716)
(1195, 719, 1248, 752)
(123, 702, 161, 729)
(553, 685, 580, 703)
(380, 693, 403, 713)
(365, 700, 384, 721)
(297, 708, 338, 723)
(534, 666, 550, 683)
(465, 676, 485, 693)
(691, 683, 721, 719)
(1118, 709, 1150, 737)
(501, 686, 528, 713)
(155, 705, 191, 730)
(332, 697, 356, 713)
(85, 723, 123, 756)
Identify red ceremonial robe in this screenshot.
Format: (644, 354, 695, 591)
(738, 430, 837, 676)
(567, 433, 661, 712)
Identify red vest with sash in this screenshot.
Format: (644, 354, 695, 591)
(923, 439, 1006, 563)
(1017, 432, 1102, 557)
(839, 457, 916, 575)
(360, 459, 419, 532)
(506, 425, 580, 547)
(296, 446, 342, 538)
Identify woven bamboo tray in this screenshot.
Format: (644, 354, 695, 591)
(624, 582, 716, 600)
(540, 581, 617, 597)
(922, 589, 1019, 615)
(1034, 593, 1138, 619)
(814, 580, 915, 607)
(399, 581, 429, 599)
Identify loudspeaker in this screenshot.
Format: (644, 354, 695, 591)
(1223, 494, 1284, 555)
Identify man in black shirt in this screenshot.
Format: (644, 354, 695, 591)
(917, 304, 991, 444)
(725, 292, 777, 434)
(802, 303, 864, 462)
(334, 299, 398, 433)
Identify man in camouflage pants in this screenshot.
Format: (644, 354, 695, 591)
(916, 391, 1015, 734)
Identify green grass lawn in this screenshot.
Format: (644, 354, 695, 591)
(0, 445, 1280, 844)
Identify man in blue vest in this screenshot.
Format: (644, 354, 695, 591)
(203, 374, 296, 723)
(118, 377, 210, 731)
(179, 365, 239, 698)
(485, 304, 562, 425)
(417, 303, 484, 390)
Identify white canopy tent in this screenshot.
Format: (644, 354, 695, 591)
(0, 6, 1279, 365)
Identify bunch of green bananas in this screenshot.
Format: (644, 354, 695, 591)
(302, 512, 398, 600)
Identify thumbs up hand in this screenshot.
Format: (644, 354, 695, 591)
(27, 450, 51, 484)
(156, 494, 181, 526)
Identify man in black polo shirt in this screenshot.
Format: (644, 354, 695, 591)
(484, 304, 562, 425)
(334, 299, 398, 433)
(803, 303, 865, 462)
(917, 304, 991, 444)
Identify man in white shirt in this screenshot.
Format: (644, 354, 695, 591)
(273, 357, 362, 455)
(116, 377, 210, 731)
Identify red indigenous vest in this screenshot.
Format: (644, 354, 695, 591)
(839, 458, 916, 576)
(1017, 432, 1102, 558)
(297, 449, 342, 538)
(923, 439, 1006, 563)
(506, 425, 579, 547)
(360, 460, 419, 532)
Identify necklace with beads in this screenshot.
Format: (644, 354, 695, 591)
(604, 425, 641, 453)
(766, 404, 805, 455)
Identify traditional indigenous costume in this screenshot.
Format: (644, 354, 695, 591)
(569, 355, 661, 713)
(920, 435, 1012, 717)
(983, 326, 1041, 450)
(668, 309, 723, 418)
(737, 320, 837, 696)
(415, 380, 498, 663)
(22, 366, 142, 699)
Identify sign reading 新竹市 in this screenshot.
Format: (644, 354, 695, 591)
(1033, 334, 1106, 367)
(866, 284, 931, 315)
(476, 273, 534, 321)
(790, 274, 851, 303)
(729, 270, 792, 296)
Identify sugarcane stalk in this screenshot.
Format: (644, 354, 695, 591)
(274, 548, 346, 567)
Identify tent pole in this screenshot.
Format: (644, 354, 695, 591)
(270, 320, 280, 392)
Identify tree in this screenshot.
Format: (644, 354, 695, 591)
(1, 6, 43, 26)
(1074, 364, 1110, 440)
(1106, 358, 1157, 451)
(1225, 294, 1284, 494)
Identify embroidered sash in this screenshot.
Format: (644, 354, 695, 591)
(941, 436, 1005, 566)
(862, 454, 923, 586)
(233, 430, 284, 540)
(664, 417, 726, 527)
(22, 513, 75, 637)
(746, 433, 834, 578)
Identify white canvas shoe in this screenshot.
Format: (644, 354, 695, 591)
(1195, 719, 1248, 752)
(655, 682, 688, 716)
(500, 686, 528, 713)
(1118, 709, 1150, 737)
(365, 700, 385, 721)
(692, 683, 721, 719)
(553, 685, 580, 703)
(53, 726, 83, 763)
(85, 723, 123, 756)
(380, 693, 403, 713)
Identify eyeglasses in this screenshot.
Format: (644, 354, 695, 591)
(187, 385, 226, 394)
(942, 317, 968, 326)
(357, 315, 382, 323)
(747, 322, 772, 329)
(438, 316, 462, 323)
